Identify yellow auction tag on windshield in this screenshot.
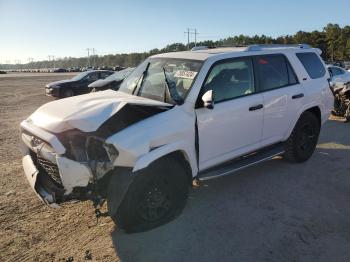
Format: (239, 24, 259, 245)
(174, 70, 198, 79)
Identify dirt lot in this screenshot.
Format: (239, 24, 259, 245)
(0, 73, 350, 262)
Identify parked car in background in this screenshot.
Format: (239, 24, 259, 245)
(327, 65, 350, 86)
(68, 67, 81, 72)
(88, 67, 134, 92)
(45, 70, 114, 98)
(0, 70, 6, 74)
(52, 68, 68, 73)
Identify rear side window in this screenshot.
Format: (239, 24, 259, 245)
(296, 52, 326, 79)
(255, 54, 297, 91)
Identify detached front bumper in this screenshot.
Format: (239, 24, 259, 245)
(20, 120, 93, 205)
(22, 153, 61, 207)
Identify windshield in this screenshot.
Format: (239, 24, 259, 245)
(105, 68, 134, 81)
(71, 71, 90, 81)
(119, 58, 203, 104)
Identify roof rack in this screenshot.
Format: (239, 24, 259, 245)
(190, 44, 313, 53)
(191, 45, 248, 51)
(191, 46, 210, 51)
(245, 44, 311, 52)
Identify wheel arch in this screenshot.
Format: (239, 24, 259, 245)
(305, 106, 321, 126)
(284, 105, 322, 141)
(132, 144, 196, 184)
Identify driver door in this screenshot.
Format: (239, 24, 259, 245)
(195, 57, 264, 171)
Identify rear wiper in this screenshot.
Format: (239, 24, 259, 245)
(162, 68, 184, 105)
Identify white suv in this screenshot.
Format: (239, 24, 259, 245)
(20, 44, 333, 232)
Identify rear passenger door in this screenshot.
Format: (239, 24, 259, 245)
(254, 54, 304, 145)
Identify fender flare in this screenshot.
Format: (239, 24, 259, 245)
(132, 141, 198, 178)
(283, 104, 322, 140)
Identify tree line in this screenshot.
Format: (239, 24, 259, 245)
(3, 23, 350, 70)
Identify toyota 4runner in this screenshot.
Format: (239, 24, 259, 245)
(20, 44, 333, 232)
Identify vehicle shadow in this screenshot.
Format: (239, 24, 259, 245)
(111, 120, 350, 262)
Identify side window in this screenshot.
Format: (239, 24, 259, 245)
(85, 72, 99, 82)
(203, 58, 255, 103)
(100, 71, 112, 79)
(296, 52, 326, 79)
(255, 55, 290, 91)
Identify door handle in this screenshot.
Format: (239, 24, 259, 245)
(249, 104, 264, 111)
(292, 93, 304, 99)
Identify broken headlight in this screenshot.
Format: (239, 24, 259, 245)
(86, 136, 118, 163)
(58, 130, 118, 163)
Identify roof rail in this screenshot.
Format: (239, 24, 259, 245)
(191, 46, 210, 51)
(245, 44, 311, 52)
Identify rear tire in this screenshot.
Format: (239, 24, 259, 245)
(284, 111, 320, 163)
(108, 157, 189, 233)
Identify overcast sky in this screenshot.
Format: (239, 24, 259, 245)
(0, 0, 349, 63)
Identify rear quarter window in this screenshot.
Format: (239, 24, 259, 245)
(296, 52, 326, 79)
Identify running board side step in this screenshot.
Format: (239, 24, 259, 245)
(197, 143, 285, 181)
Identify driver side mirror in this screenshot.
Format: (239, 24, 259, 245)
(202, 90, 214, 109)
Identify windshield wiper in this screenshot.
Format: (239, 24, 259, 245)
(162, 68, 184, 105)
(133, 62, 150, 95)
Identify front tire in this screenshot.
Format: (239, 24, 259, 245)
(108, 157, 189, 233)
(284, 111, 320, 163)
(62, 89, 74, 98)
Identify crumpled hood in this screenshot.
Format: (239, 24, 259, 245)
(29, 90, 171, 133)
(47, 79, 76, 87)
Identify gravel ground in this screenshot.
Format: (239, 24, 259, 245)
(0, 73, 349, 262)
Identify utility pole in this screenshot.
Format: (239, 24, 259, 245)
(184, 28, 199, 49)
(194, 29, 199, 47)
(47, 55, 52, 69)
(86, 48, 91, 67)
(15, 60, 22, 70)
(185, 28, 190, 49)
(28, 58, 33, 69)
(92, 48, 97, 68)
(52, 56, 55, 69)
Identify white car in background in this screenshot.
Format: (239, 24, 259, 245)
(20, 44, 333, 233)
(327, 65, 350, 86)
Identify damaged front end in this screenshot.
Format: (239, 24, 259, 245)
(21, 127, 118, 206)
(20, 100, 171, 208)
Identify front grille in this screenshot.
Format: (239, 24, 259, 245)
(30, 151, 63, 188)
(37, 156, 62, 185)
